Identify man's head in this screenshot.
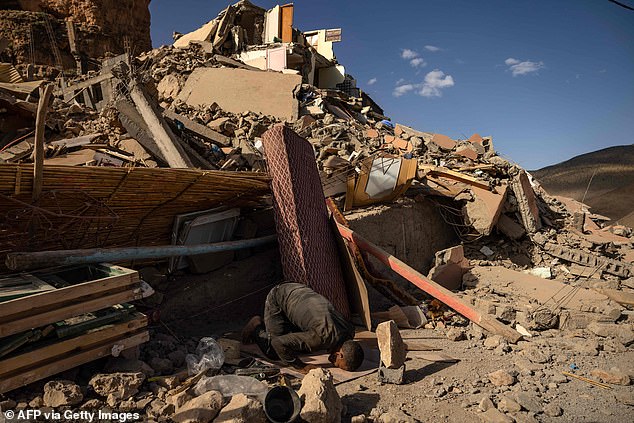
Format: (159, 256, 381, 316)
(329, 340, 364, 371)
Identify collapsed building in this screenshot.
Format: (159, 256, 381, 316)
(0, 1, 633, 422)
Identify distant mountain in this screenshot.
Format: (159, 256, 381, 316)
(531, 145, 634, 227)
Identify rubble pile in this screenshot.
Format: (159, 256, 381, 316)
(0, 1, 633, 422)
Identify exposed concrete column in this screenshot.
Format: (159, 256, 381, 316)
(128, 81, 193, 168)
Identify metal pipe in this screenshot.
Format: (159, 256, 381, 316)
(6, 235, 278, 271)
(336, 223, 522, 344)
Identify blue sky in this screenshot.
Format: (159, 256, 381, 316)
(150, 0, 634, 169)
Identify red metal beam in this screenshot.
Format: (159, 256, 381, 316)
(336, 223, 522, 343)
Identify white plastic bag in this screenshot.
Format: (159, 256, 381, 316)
(185, 337, 225, 375)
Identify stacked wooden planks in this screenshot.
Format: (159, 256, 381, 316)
(0, 264, 151, 394)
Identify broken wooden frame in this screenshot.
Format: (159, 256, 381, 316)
(0, 264, 147, 338)
(0, 312, 148, 394)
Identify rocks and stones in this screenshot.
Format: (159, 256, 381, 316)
(214, 393, 266, 423)
(43, 380, 83, 407)
(497, 396, 522, 413)
(150, 357, 174, 375)
(590, 368, 631, 385)
(514, 392, 541, 413)
(89, 372, 146, 404)
(297, 368, 342, 423)
(446, 327, 467, 341)
(376, 320, 407, 368)
(479, 408, 514, 423)
(376, 409, 416, 423)
(543, 403, 563, 417)
(172, 390, 223, 423)
(487, 370, 516, 387)
(147, 399, 175, 420)
(587, 322, 634, 346)
(479, 396, 495, 412)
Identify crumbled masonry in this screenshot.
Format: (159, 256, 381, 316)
(0, 1, 633, 422)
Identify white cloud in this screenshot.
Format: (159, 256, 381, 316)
(504, 58, 544, 76)
(424, 45, 441, 52)
(395, 78, 405, 85)
(367, 77, 377, 85)
(393, 84, 416, 97)
(419, 69, 454, 97)
(401, 48, 419, 59)
(392, 70, 455, 98)
(409, 57, 426, 67)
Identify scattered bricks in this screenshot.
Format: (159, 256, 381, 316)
(43, 380, 83, 407)
(431, 133, 457, 151)
(590, 368, 631, 385)
(376, 320, 407, 369)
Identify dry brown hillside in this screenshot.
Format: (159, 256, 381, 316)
(532, 144, 634, 227)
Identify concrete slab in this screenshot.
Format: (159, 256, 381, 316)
(178, 68, 301, 121)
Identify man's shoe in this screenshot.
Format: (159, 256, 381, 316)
(241, 315, 263, 344)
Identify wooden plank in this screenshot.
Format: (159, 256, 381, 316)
(0, 314, 147, 375)
(418, 164, 490, 190)
(0, 265, 138, 319)
(0, 274, 55, 302)
(32, 84, 53, 201)
(0, 330, 149, 394)
(0, 287, 143, 338)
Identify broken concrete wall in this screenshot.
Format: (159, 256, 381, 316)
(346, 198, 458, 275)
(178, 67, 301, 121)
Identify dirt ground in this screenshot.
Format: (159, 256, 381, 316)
(336, 326, 634, 423)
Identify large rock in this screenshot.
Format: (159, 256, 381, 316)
(43, 380, 83, 407)
(214, 393, 266, 423)
(498, 396, 521, 413)
(376, 320, 407, 369)
(172, 390, 223, 423)
(587, 322, 634, 346)
(89, 372, 146, 404)
(297, 368, 342, 423)
(590, 368, 631, 385)
(487, 370, 516, 387)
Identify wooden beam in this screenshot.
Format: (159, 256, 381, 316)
(32, 84, 53, 201)
(418, 164, 491, 190)
(336, 224, 522, 343)
(0, 330, 149, 393)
